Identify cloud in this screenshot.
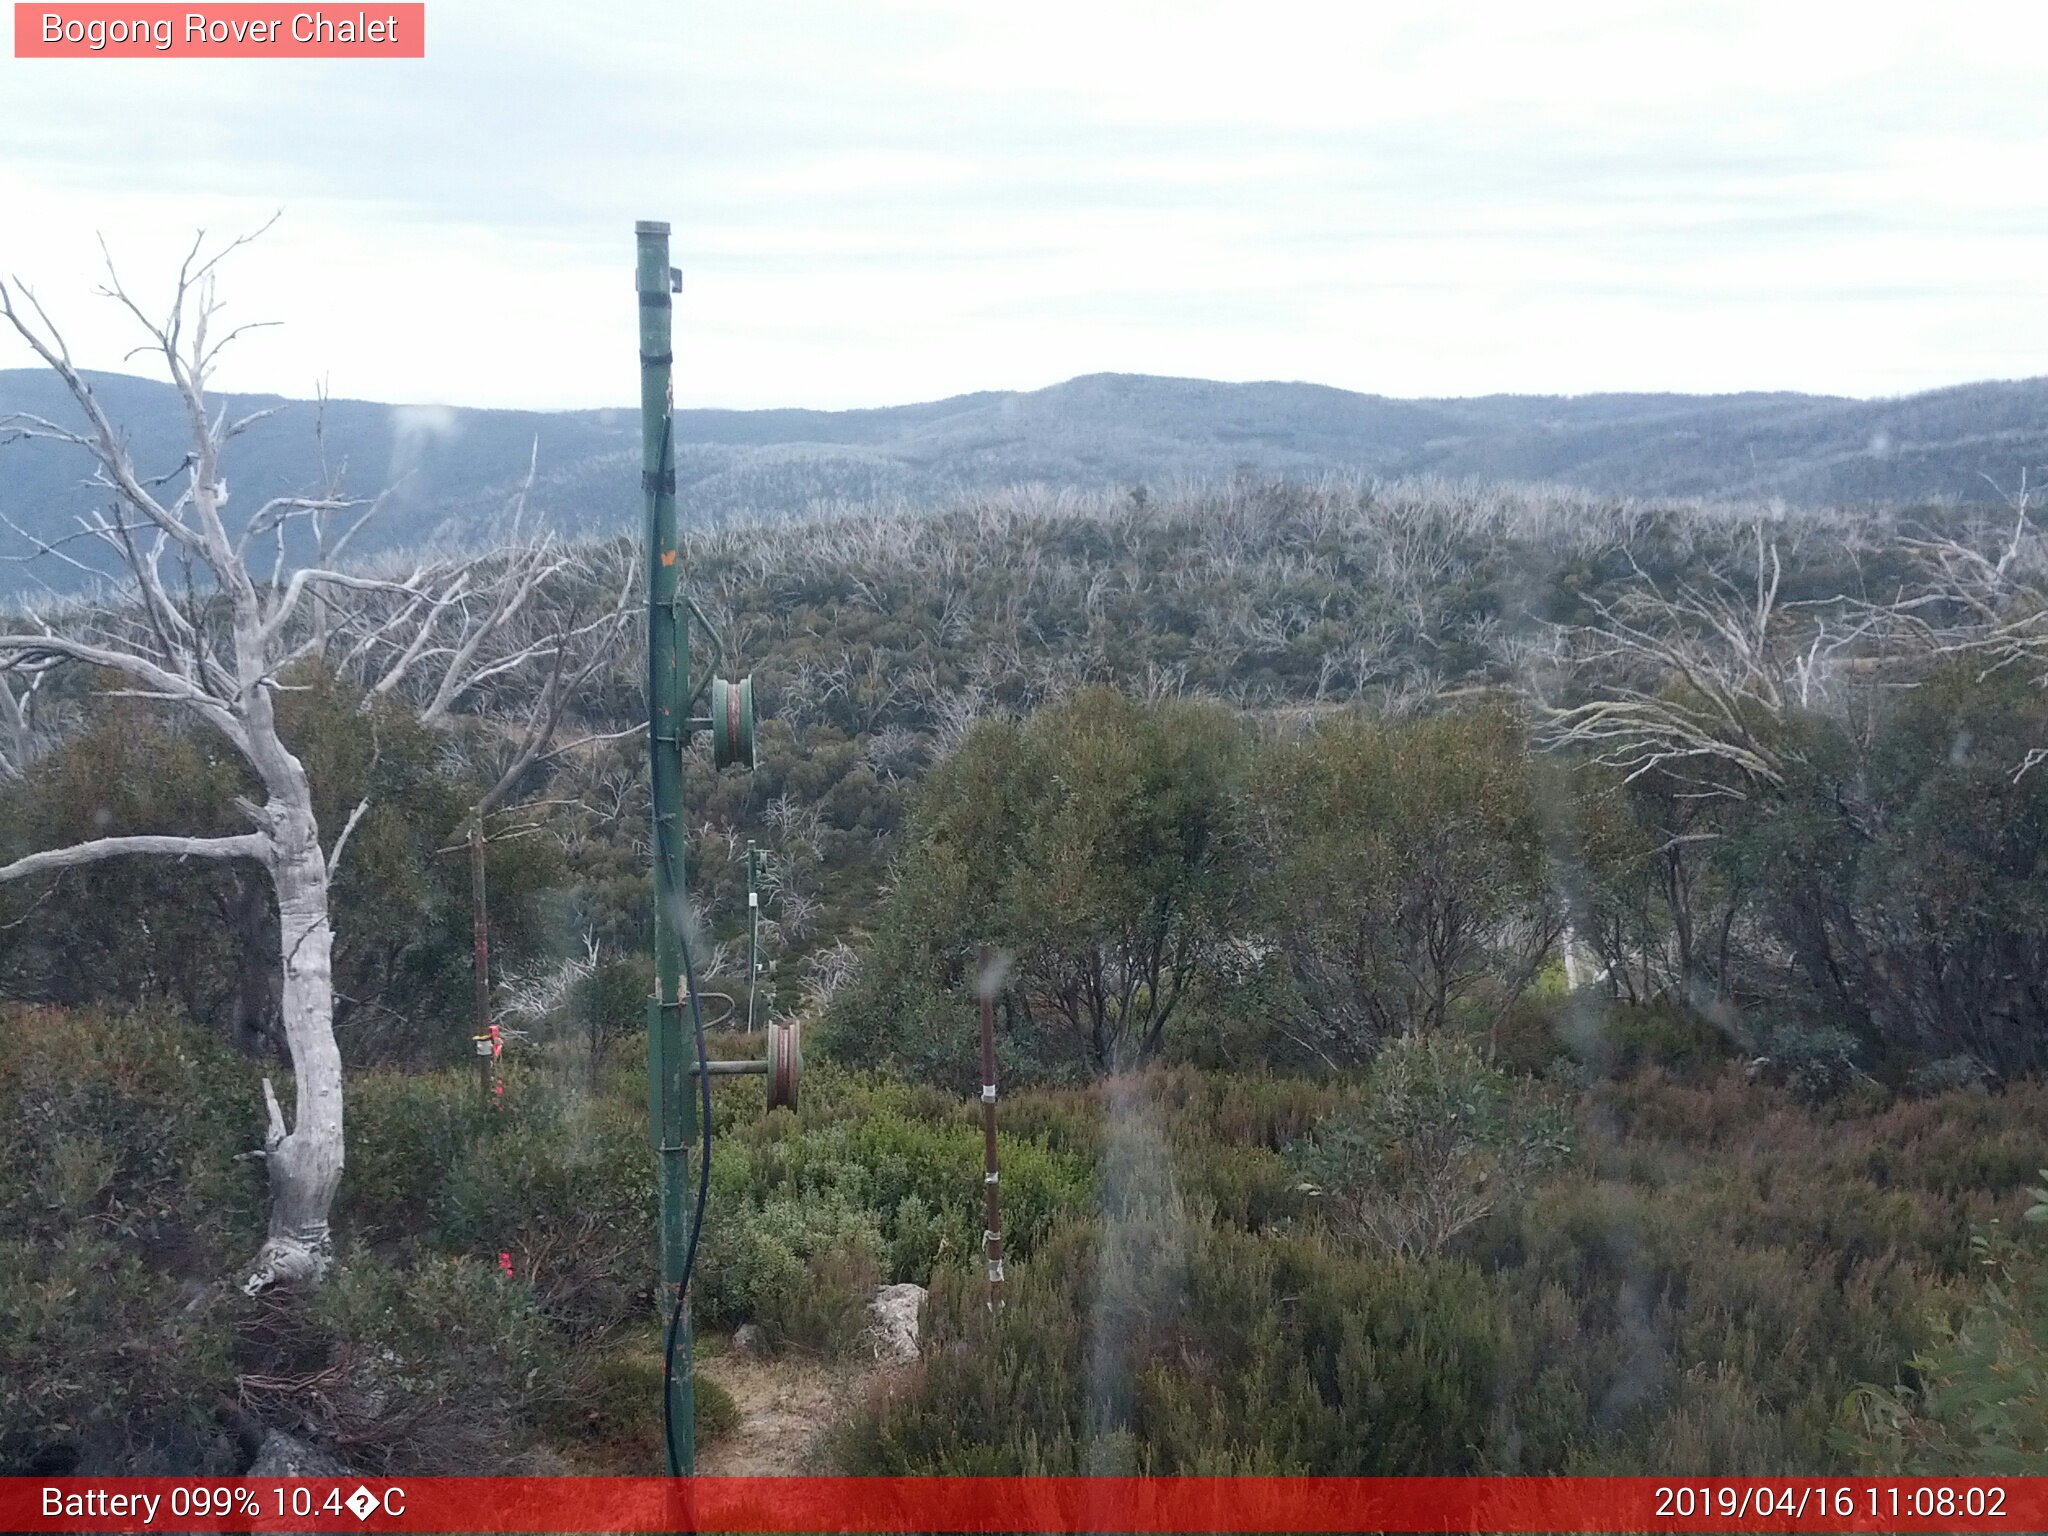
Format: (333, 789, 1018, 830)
(2, 0, 2046, 408)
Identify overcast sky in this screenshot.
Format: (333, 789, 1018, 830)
(3, 1, 2046, 410)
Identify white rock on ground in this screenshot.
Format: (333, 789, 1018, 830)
(248, 1430, 346, 1477)
(867, 1283, 926, 1364)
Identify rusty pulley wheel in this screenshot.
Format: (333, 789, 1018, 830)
(711, 676, 756, 771)
(766, 1019, 801, 1111)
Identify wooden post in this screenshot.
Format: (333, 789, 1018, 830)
(978, 945, 1004, 1311)
(468, 816, 496, 1105)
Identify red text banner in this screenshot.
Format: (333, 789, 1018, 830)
(1, 1476, 2039, 1533)
(13, 4, 424, 57)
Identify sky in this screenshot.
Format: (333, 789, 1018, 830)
(2, 0, 2047, 411)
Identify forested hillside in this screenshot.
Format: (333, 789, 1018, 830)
(6, 476, 2048, 1477)
(9, 367, 2048, 597)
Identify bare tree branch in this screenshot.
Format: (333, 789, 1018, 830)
(0, 831, 268, 884)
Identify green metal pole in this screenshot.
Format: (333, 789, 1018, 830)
(637, 218, 695, 1474)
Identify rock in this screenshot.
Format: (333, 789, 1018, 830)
(868, 1282, 926, 1365)
(728, 1323, 766, 1359)
(247, 1430, 346, 1478)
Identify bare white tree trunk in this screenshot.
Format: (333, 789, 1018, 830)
(244, 805, 345, 1292)
(0, 229, 628, 1293)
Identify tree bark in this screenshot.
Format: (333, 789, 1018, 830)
(241, 802, 345, 1295)
(229, 876, 282, 1058)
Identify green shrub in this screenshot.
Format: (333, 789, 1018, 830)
(709, 1074, 1094, 1282)
(555, 1349, 664, 1469)
(435, 1090, 655, 1338)
(1907, 1055, 1992, 1098)
(1147, 1066, 1343, 1150)
(1170, 1138, 1308, 1232)
(572, 955, 654, 1076)
(541, 1342, 737, 1468)
(337, 1067, 494, 1243)
(999, 1086, 1107, 1161)
(0, 1231, 236, 1474)
(343, 1067, 655, 1338)
(1289, 1034, 1574, 1257)
(11, 994, 2045, 1481)
(1755, 1023, 1867, 1105)
(237, 1251, 571, 1474)
(1491, 997, 1566, 1077)
(696, 1190, 884, 1351)
(0, 1007, 264, 1473)
(761, 1237, 884, 1356)
(1838, 1182, 2048, 1474)
(0, 1005, 264, 1250)
(1561, 999, 1736, 1084)
(838, 1219, 1506, 1474)
(825, 689, 1253, 1082)
(841, 1108, 1093, 1274)
(1252, 705, 1558, 1057)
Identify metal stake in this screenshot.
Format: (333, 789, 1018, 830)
(746, 840, 761, 1033)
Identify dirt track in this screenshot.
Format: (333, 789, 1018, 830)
(695, 1351, 883, 1475)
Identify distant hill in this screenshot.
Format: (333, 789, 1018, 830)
(5, 367, 2047, 594)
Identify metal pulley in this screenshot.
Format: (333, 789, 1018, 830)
(766, 1019, 801, 1111)
(688, 1017, 801, 1111)
(710, 676, 756, 770)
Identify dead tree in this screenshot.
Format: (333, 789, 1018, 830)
(0, 230, 608, 1292)
(1886, 473, 2048, 777)
(1534, 526, 1877, 1008)
(327, 442, 637, 1065)
(435, 542, 634, 1075)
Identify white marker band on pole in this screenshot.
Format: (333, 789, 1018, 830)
(981, 1084, 997, 1103)
(984, 1170, 999, 1185)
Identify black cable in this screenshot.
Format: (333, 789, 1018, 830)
(651, 397, 724, 1482)
(649, 401, 716, 1477)
(661, 888, 713, 1478)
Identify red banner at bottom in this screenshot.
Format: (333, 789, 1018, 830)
(4, 1475, 2036, 1532)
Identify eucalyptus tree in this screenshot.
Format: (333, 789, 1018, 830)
(1253, 704, 1562, 1060)
(0, 232, 624, 1292)
(834, 687, 1251, 1082)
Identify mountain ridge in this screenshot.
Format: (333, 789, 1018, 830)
(4, 366, 2046, 594)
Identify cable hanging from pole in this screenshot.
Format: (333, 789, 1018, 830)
(661, 874, 712, 1480)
